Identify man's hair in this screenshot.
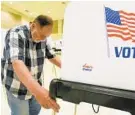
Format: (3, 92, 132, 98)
(33, 15, 53, 27)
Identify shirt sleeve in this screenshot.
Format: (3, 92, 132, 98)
(45, 37, 56, 59)
(5, 30, 25, 62)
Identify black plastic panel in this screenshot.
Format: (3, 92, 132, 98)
(49, 79, 135, 115)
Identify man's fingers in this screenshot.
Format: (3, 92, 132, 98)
(42, 103, 50, 109)
(44, 101, 58, 112)
(49, 99, 60, 112)
(50, 99, 60, 110)
(45, 99, 59, 112)
(41, 96, 60, 112)
(45, 104, 50, 109)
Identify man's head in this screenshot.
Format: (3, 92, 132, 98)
(30, 15, 53, 43)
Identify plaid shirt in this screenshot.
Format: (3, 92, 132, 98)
(1, 25, 55, 100)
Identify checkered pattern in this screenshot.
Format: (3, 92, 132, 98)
(1, 25, 56, 100)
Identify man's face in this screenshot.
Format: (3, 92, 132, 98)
(30, 22, 52, 42)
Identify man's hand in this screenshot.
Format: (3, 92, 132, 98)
(35, 87, 60, 112)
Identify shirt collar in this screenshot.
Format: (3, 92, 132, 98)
(25, 24, 33, 42)
(25, 24, 48, 43)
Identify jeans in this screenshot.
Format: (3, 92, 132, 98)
(6, 90, 41, 115)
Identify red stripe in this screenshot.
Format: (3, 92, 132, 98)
(119, 10, 135, 17)
(121, 23, 135, 29)
(108, 34, 132, 41)
(122, 24, 135, 29)
(107, 29, 135, 36)
(120, 15, 135, 21)
(121, 19, 135, 25)
(107, 24, 135, 33)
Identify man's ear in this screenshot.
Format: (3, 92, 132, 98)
(29, 22, 32, 24)
(30, 22, 36, 28)
(29, 22, 33, 26)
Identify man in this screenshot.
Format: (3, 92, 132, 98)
(1, 15, 61, 115)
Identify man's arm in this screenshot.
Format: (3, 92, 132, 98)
(12, 60, 44, 97)
(12, 60, 60, 112)
(49, 56, 61, 68)
(45, 37, 61, 68)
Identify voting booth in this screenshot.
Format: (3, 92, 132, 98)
(49, 1, 135, 115)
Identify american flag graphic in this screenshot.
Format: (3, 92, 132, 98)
(105, 7, 135, 43)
